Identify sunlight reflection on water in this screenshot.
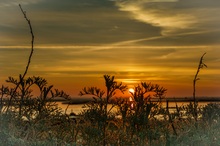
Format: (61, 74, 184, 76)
(56, 102, 85, 115)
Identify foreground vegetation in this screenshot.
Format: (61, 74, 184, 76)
(1, 4, 220, 146)
(1, 75, 220, 146)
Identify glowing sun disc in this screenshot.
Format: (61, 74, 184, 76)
(129, 88, 135, 94)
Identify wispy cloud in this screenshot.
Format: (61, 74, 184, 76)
(115, 0, 220, 36)
(115, 0, 196, 35)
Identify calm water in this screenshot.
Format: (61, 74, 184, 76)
(57, 101, 212, 115)
(56, 102, 85, 115)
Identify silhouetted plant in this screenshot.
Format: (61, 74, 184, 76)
(193, 53, 207, 121)
(115, 98, 131, 129)
(6, 76, 35, 117)
(202, 103, 220, 126)
(6, 4, 35, 114)
(79, 75, 127, 145)
(0, 5, 75, 145)
(0, 5, 36, 144)
(0, 85, 10, 113)
(123, 82, 167, 145)
(1, 75, 71, 144)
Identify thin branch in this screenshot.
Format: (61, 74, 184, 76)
(19, 4, 35, 78)
(193, 53, 207, 101)
(6, 4, 34, 113)
(192, 52, 207, 122)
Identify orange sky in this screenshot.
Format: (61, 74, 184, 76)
(0, 0, 220, 98)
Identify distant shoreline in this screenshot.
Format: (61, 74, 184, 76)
(1, 97, 220, 105)
(62, 96, 220, 105)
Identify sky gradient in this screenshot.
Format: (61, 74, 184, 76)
(0, 0, 220, 97)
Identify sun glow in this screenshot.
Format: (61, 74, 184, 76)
(129, 88, 135, 94)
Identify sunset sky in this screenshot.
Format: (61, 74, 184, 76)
(0, 0, 220, 97)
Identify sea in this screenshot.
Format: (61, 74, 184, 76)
(56, 98, 220, 115)
(57, 102, 118, 115)
(56, 102, 86, 115)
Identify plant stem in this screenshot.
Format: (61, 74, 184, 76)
(6, 4, 34, 114)
(193, 52, 206, 121)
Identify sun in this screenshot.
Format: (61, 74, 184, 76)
(129, 88, 135, 94)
